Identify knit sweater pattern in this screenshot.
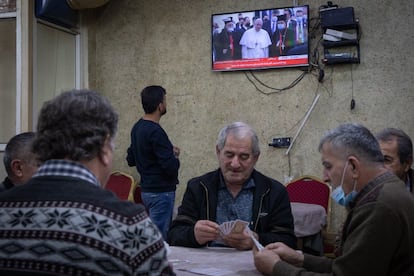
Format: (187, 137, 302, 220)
(0, 175, 174, 275)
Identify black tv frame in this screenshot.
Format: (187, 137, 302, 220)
(212, 5, 310, 72)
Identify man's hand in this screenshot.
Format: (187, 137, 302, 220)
(173, 146, 180, 157)
(222, 229, 253, 250)
(194, 220, 219, 245)
(266, 242, 304, 267)
(253, 246, 280, 276)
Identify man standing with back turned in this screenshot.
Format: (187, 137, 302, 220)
(127, 85, 180, 240)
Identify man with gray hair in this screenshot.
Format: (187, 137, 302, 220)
(240, 18, 272, 59)
(0, 131, 38, 192)
(375, 127, 413, 195)
(253, 123, 414, 276)
(168, 121, 296, 251)
(0, 89, 174, 275)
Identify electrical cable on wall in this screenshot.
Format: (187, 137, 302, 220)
(285, 93, 320, 155)
(243, 13, 324, 95)
(350, 64, 355, 110)
(244, 70, 308, 95)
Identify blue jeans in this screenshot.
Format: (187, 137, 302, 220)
(141, 191, 175, 240)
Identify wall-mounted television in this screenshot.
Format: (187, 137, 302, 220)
(212, 5, 309, 71)
(35, 0, 78, 29)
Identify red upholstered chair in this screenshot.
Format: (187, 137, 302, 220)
(286, 175, 331, 213)
(105, 171, 136, 202)
(133, 184, 144, 205)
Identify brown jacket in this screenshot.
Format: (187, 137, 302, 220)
(273, 172, 414, 276)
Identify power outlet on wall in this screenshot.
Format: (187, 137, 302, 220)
(269, 137, 291, 148)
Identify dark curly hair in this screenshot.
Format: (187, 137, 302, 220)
(33, 89, 118, 162)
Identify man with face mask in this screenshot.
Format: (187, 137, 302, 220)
(253, 123, 414, 276)
(270, 14, 297, 57)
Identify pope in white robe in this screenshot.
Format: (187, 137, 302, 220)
(239, 18, 272, 59)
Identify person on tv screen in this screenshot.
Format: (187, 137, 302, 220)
(267, 10, 280, 38)
(271, 14, 298, 57)
(239, 18, 272, 59)
(294, 8, 307, 44)
(213, 17, 242, 61)
(262, 12, 271, 36)
(242, 16, 252, 31)
(235, 13, 244, 31)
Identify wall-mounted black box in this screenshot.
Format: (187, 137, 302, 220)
(320, 7, 355, 28)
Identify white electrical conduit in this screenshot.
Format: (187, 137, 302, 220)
(285, 93, 321, 155)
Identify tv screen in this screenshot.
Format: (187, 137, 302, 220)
(35, 0, 78, 29)
(212, 5, 309, 71)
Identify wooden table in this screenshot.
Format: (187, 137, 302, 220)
(168, 246, 261, 275)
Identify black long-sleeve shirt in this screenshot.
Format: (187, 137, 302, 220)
(126, 119, 179, 192)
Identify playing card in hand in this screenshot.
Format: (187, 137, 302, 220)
(213, 219, 249, 246)
(219, 219, 248, 237)
(231, 219, 248, 234)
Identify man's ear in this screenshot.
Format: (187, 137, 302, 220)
(348, 156, 359, 177)
(99, 137, 113, 166)
(10, 159, 23, 177)
(403, 159, 413, 173)
(216, 145, 220, 157)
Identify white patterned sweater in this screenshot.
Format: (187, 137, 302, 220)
(0, 175, 175, 275)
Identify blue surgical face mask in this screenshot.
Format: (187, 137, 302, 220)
(277, 24, 286, 30)
(330, 161, 358, 207)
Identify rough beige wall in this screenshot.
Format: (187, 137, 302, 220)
(88, 0, 414, 232)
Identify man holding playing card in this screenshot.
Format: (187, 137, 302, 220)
(167, 122, 296, 250)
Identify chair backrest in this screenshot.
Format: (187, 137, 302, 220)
(105, 171, 136, 201)
(133, 184, 144, 204)
(286, 175, 331, 213)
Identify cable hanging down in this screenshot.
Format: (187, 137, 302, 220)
(244, 69, 308, 95)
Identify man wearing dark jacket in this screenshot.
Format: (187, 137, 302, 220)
(168, 122, 296, 250)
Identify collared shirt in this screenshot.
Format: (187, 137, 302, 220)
(216, 175, 255, 226)
(33, 159, 100, 187)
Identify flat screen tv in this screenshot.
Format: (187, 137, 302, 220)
(212, 5, 309, 71)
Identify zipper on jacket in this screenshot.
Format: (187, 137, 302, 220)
(200, 181, 209, 220)
(253, 186, 270, 231)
